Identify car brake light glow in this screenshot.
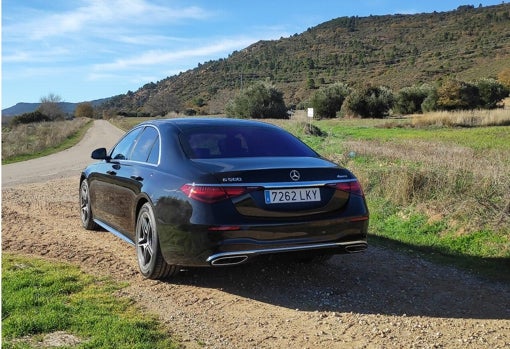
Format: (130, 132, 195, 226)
(180, 184, 249, 203)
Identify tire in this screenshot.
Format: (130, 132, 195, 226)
(79, 179, 99, 230)
(136, 203, 178, 279)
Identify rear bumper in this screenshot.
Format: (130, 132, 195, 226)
(158, 217, 368, 267)
(206, 240, 367, 266)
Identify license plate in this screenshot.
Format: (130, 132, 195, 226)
(264, 188, 321, 204)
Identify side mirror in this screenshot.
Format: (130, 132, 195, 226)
(91, 148, 109, 160)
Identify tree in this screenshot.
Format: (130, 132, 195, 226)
(341, 85, 394, 118)
(309, 83, 351, 118)
(225, 82, 287, 119)
(474, 78, 509, 109)
(38, 93, 65, 120)
(421, 87, 439, 112)
(75, 102, 95, 118)
(394, 85, 431, 114)
(143, 91, 182, 116)
(436, 79, 479, 110)
(498, 68, 510, 89)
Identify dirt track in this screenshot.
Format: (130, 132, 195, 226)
(2, 120, 510, 348)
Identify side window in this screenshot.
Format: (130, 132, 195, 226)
(147, 137, 160, 164)
(110, 128, 143, 160)
(131, 127, 159, 163)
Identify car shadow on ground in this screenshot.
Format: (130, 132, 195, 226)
(168, 246, 510, 320)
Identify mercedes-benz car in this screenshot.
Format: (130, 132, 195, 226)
(80, 118, 369, 279)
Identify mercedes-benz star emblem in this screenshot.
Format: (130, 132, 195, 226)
(290, 170, 301, 181)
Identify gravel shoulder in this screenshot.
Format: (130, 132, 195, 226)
(2, 120, 510, 348)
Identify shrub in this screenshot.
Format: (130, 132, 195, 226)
(394, 84, 431, 114)
(75, 102, 95, 118)
(436, 79, 479, 110)
(474, 78, 509, 109)
(225, 82, 287, 119)
(341, 85, 394, 118)
(9, 111, 52, 126)
(421, 87, 439, 112)
(308, 83, 350, 118)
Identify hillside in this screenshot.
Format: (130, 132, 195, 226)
(61, 4, 510, 114)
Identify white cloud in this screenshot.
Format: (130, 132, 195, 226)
(3, 47, 72, 64)
(4, 0, 212, 41)
(92, 37, 257, 71)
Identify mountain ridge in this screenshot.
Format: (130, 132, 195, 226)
(4, 4, 510, 116)
(99, 3, 510, 115)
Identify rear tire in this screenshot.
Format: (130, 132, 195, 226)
(136, 203, 178, 279)
(79, 180, 99, 230)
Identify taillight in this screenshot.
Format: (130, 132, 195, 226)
(331, 180, 364, 196)
(180, 184, 249, 203)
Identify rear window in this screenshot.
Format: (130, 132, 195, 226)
(179, 125, 318, 159)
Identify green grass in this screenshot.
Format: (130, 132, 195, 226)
(2, 253, 179, 349)
(317, 119, 510, 151)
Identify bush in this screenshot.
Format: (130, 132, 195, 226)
(225, 82, 287, 119)
(436, 79, 479, 110)
(9, 111, 52, 126)
(341, 85, 394, 118)
(394, 85, 431, 114)
(474, 78, 509, 109)
(421, 87, 439, 112)
(75, 102, 95, 118)
(308, 83, 350, 118)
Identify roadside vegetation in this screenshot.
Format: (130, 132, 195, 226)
(280, 114, 510, 280)
(2, 253, 178, 349)
(2, 118, 92, 164)
(2, 93, 95, 164)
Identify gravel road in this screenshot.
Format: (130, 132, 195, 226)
(2, 120, 510, 348)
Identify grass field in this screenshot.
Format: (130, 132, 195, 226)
(1, 253, 179, 349)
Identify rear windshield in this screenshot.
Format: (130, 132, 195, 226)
(179, 125, 318, 159)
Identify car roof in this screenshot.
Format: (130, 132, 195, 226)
(139, 117, 279, 131)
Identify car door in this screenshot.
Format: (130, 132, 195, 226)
(106, 126, 161, 239)
(89, 126, 143, 234)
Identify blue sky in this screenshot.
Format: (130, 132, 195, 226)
(1, 0, 505, 108)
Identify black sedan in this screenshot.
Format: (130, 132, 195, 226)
(80, 118, 369, 279)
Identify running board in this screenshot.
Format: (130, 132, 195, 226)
(93, 219, 135, 246)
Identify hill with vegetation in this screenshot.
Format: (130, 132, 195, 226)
(96, 4, 510, 115)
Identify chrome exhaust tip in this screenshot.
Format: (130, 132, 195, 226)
(345, 243, 368, 253)
(210, 255, 249, 266)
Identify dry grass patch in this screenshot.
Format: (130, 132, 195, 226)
(342, 138, 510, 233)
(411, 108, 510, 127)
(2, 118, 90, 162)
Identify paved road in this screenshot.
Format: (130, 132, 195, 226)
(2, 120, 125, 187)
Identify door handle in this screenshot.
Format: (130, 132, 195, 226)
(106, 170, 116, 175)
(130, 175, 143, 181)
